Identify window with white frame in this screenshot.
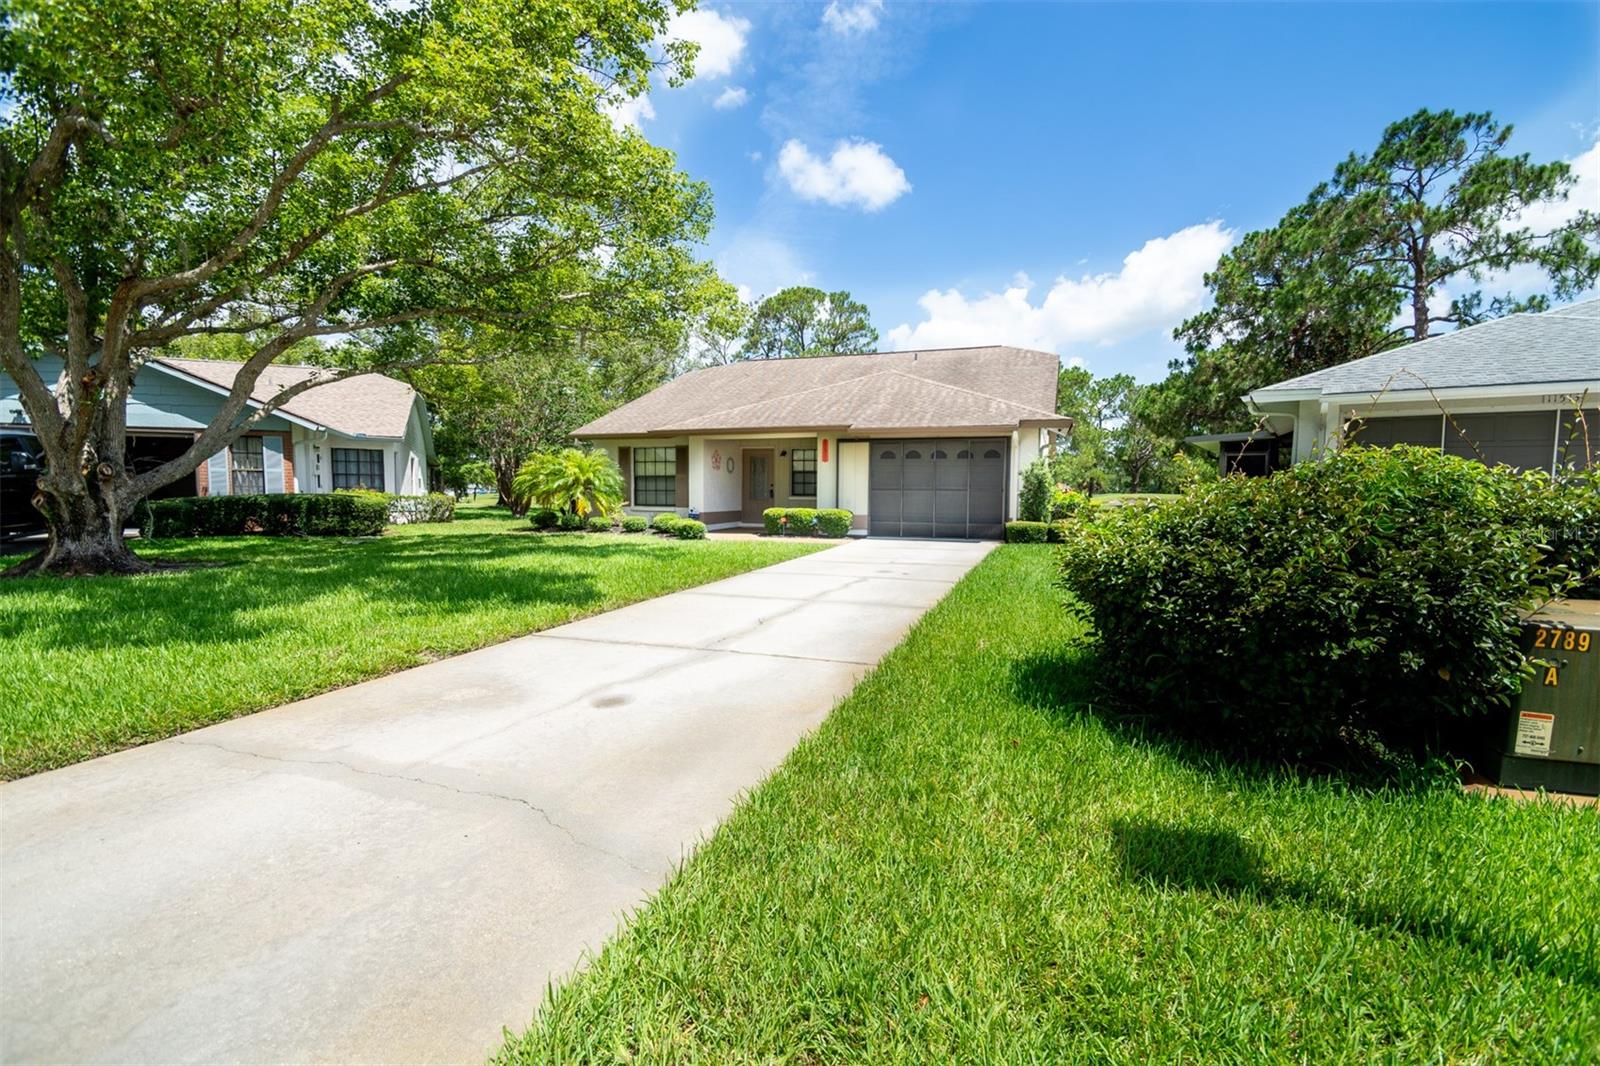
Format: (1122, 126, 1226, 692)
(229, 436, 265, 494)
(790, 447, 817, 496)
(633, 447, 676, 506)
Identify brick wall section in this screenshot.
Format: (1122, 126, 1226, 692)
(276, 431, 296, 492)
(194, 432, 209, 495)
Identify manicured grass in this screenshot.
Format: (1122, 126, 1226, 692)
(0, 501, 827, 778)
(501, 545, 1600, 1063)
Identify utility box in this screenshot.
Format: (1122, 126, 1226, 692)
(1492, 599, 1600, 796)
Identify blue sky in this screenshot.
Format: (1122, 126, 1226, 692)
(624, 1, 1600, 381)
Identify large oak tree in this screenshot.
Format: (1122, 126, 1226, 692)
(1, 0, 711, 574)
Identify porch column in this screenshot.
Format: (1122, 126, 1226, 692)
(688, 436, 706, 513)
(815, 435, 837, 509)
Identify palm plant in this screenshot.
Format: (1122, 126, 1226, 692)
(512, 449, 625, 519)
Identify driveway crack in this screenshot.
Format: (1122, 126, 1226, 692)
(170, 738, 650, 874)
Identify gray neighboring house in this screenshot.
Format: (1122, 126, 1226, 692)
(574, 345, 1072, 538)
(1190, 298, 1600, 475)
(1, 356, 434, 498)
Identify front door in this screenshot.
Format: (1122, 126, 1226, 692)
(742, 449, 774, 524)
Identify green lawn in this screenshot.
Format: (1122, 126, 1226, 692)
(501, 545, 1600, 1063)
(0, 502, 827, 779)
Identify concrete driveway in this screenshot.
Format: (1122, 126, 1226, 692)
(0, 537, 993, 1064)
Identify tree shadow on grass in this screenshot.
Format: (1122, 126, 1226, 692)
(1, 532, 690, 651)
(1008, 647, 1428, 792)
(1109, 817, 1599, 988)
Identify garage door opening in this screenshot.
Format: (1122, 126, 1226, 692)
(868, 438, 1007, 539)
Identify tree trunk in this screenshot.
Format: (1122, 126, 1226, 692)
(5, 477, 148, 577)
(493, 455, 525, 515)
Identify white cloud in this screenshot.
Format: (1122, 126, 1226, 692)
(747, 149, 763, 163)
(668, 8, 749, 80)
(603, 92, 655, 131)
(713, 85, 749, 110)
(822, 0, 883, 35)
(716, 230, 813, 301)
(885, 222, 1235, 353)
(777, 138, 911, 211)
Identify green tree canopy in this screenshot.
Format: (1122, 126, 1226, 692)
(742, 286, 877, 359)
(1, 0, 710, 574)
(1161, 108, 1600, 436)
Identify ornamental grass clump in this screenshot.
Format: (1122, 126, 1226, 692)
(1056, 445, 1599, 773)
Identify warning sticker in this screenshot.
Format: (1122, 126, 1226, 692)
(1514, 712, 1555, 757)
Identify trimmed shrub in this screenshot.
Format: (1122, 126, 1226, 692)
(620, 515, 648, 533)
(1046, 520, 1072, 544)
(785, 507, 818, 535)
(1005, 521, 1049, 543)
(1050, 488, 1088, 521)
(651, 512, 683, 533)
(1019, 459, 1052, 522)
(1056, 445, 1597, 772)
(529, 508, 560, 530)
(143, 493, 387, 538)
(763, 506, 853, 536)
(388, 493, 456, 524)
(816, 508, 852, 538)
(556, 511, 585, 531)
(672, 518, 707, 540)
(585, 515, 613, 533)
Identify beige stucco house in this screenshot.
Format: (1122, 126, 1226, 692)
(573, 346, 1072, 538)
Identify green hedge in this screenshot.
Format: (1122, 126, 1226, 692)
(529, 508, 560, 530)
(336, 489, 455, 524)
(763, 506, 853, 537)
(650, 512, 683, 533)
(585, 515, 613, 532)
(390, 493, 456, 524)
(1005, 521, 1049, 543)
(1056, 446, 1600, 773)
(816, 508, 852, 537)
(672, 518, 707, 540)
(143, 493, 387, 538)
(620, 515, 648, 533)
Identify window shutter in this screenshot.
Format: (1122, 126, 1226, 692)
(263, 435, 285, 493)
(618, 447, 632, 497)
(206, 449, 230, 496)
(675, 446, 689, 507)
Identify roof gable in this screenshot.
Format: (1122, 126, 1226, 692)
(576, 346, 1066, 436)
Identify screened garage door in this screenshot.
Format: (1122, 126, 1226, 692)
(869, 438, 1007, 539)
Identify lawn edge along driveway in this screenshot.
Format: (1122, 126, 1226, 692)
(2, 512, 829, 778)
(0, 537, 993, 1065)
(499, 544, 1600, 1064)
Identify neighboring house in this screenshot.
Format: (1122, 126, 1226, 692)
(1189, 298, 1600, 475)
(574, 346, 1072, 538)
(0, 356, 434, 498)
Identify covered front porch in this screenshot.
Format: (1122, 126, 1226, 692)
(600, 433, 839, 531)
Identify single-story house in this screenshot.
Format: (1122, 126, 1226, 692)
(1190, 297, 1600, 474)
(573, 345, 1072, 538)
(0, 356, 434, 497)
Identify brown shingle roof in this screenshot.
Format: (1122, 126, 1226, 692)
(575, 346, 1067, 436)
(155, 357, 423, 439)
